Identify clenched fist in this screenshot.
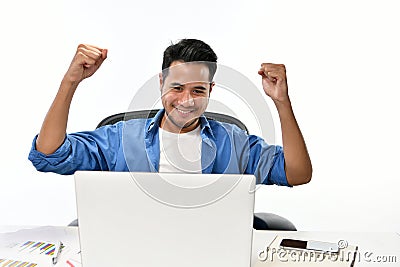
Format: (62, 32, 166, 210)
(63, 44, 108, 84)
(258, 63, 289, 103)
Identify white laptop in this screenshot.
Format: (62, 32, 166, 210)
(74, 171, 255, 267)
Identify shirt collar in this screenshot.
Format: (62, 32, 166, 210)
(146, 109, 165, 133)
(199, 114, 215, 139)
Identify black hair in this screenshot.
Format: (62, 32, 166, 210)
(161, 39, 218, 82)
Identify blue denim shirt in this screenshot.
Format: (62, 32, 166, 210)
(28, 109, 289, 186)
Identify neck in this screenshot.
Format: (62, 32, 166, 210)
(160, 114, 199, 134)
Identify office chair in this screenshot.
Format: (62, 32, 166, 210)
(69, 109, 296, 231)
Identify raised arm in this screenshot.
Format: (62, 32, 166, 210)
(36, 44, 107, 155)
(258, 63, 312, 186)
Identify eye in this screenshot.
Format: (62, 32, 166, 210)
(192, 87, 207, 95)
(193, 89, 205, 95)
(172, 86, 183, 91)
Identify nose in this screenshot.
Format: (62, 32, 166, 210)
(178, 89, 194, 107)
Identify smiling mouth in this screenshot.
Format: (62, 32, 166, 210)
(175, 108, 195, 114)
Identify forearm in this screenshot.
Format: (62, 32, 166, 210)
(35, 44, 107, 155)
(36, 79, 78, 155)
(275, 99, 312, 185)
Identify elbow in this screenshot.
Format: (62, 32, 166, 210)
(301, 170, 312, 185)
(302, 167, 313, 184)
(286, 166, 313, 186)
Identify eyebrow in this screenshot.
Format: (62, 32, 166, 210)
(193, 85, 207, 90)
(169, 82, 183, 87)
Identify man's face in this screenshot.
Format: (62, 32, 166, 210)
(160, 61, 213, 133)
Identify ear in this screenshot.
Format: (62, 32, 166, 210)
(209, 82, 215, 95)
(158, 73, 163, 91)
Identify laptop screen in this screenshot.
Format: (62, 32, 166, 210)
(75, 171, 255, 267)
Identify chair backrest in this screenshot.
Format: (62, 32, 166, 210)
(96, 109, 249, 134)
(69, 109, 296, 230)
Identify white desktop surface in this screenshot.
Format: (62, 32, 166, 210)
(1, 226, 399, 267)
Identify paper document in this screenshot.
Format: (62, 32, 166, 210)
(0, 226, 81, 267)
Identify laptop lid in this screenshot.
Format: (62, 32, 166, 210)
(74, 171, 255, 267)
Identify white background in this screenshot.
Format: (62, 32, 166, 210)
(0, 0, 399, 232)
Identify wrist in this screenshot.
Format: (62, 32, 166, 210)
(61, 76, 79, 90)
(273, 97, 292, 111)
(62, 69, 84, 86)
(59, 78, 79, 99)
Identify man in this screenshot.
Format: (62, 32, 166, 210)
(29, 39, 312, 186)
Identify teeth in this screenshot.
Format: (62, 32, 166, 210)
(177, 109, 192, 114)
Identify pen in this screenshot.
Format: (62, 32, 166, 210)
(52, 241, 64, 265)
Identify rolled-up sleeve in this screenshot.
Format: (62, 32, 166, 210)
(246, 135, 291, 187)
(265, 146, 290, 186)
(28, 123, 122, 175)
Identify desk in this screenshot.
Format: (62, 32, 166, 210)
(1, 226, 399, 267)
